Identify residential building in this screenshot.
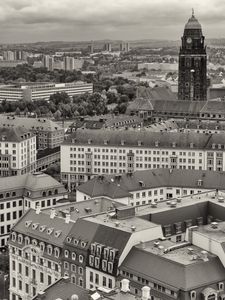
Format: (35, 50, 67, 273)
(3, 51, 15, 61)
(64, 57, 75, 71)
(104, 43, 112, 52)
(120, 42, 130, 52)
(61, 128, 225, 187)
(0, 172, 67, 248)
(9, 208, 74, 300)
(178, 11, 207, 100)
(66, 115, 142, 134)
(63, 206, 163, 290)
(76, 168, 225, 205)
(0, 116, 64, 150)
(0, 82, 93, 102)
(0, 126, 36, 176)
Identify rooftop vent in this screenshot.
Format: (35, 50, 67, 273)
(211, 222, 218, 229)
(170, 201, 177, 208)
(218, 196, 224, 203)
(121, 279, 130, 293)
(154, 241, 160, 247)
(151, 202, 158, 208)
(115, 221, 120, 227)
(131, 225, 136, 232)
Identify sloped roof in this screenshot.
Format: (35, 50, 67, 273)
(137, 86, 177, 101)
(0, 116, 62, 132)
(63, 128, 225, 151)
(200, 99, 225, 114)
(32, 277, 89, 300)
(77, 169, 225, 198)
(12, 209, 74, 247)
(152, 100, 205, 114)
(121, 246, 225, 291)
(127, 97, 154, 112)
(0, 126, 34, 142)
(0, 172, 65, 193)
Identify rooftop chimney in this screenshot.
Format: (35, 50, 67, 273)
(65, 213, 71, 224)
(201, 250, 209, 262)
(37, 291, 45, 299)
(142, 286, 151, 300)
(121, 279, 130, 293)
(71, 295, 79, 300)
(36, 204, 41, 215)
(50, 208, 56, 219)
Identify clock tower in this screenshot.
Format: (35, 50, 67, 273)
(178, 10, 207, 101)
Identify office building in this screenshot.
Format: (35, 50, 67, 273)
(0, 126, 36, 176)
(61, 128, 225, 187)
(178, 11, 207, 100)
(76, 168, 225, 205)
(0, 82, 93, 102)
(0, 172, 67, 248)
(0, 116, 64, 150)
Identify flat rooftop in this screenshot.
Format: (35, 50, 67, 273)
(135, 190, 225, 217)
(85, 212, 159, 233)
(194, 221, 225, 242)
(42, 197, 125, 222)
(136, 240, 216, 266)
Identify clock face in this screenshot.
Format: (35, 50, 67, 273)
(187, 37, 192, 44)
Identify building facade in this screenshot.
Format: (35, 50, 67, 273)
(0, 172, 67, 248)
(61, 129, 225, 187)
(178, 11, 207, 100)
(0, 127, 36, 176)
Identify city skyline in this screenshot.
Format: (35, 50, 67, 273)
(0, 0, 225, 43)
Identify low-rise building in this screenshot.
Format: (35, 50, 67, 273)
(9, 208, 75, 300)
(0, 126, 36, 176)
(76, 169, 225, 205)
(0, 116, 64, 150)
(0, 172, 67, 248)
(0, 82, 93, 102)
(61, 128, 225, 187)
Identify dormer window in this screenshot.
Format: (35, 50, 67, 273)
(64, 250, 69, 258)
(32, 223, 39, 230)
(91, 243, 96, 255)
(96, 244, 102, 256)
(190, 143, 194, 148)
(137, 140, 142, 146)
(74, 239, 79, 246)
(81, 241, 86, 248)
(108, 262, 113, 273)
(95, 257, 100, 268)
(25, 237, 30, 245)
(218, 144, 222, 150)
(155, 141, 159, 147)
(102, 259, 107, 271)
(54, 247, 60, 258)
(25, 221, 32, 228)
(39, 225, 46, 232)
(103, 248, 109, 260)
(47, 245, 53, 255)
(89, 255, 94, 266)
(121, 140, 125, 146)
(72, 252, 76, 260)
(172, 142, 176, 148)
(54, 230, 62, 238)
(40, 242, 45, 252)
(11, 232, 16, 242)
(32, 239, 38, 246)
(18, 234, 23, 244)
(104, 140, 108, 145)
(109, 249, 116, 261)
(66, 236, 72, 243)
(88, 139, 92, 144)
(79, 255, 83, 263)
(212, 143, 216, 149)
(190, 291, 196, 300)
(218, 282, 224, 291)
(47, 228, 54, 235)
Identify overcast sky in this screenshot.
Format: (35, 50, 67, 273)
(0, 0, 224, 43)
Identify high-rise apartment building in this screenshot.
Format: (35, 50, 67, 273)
(178, 11, 207, 100)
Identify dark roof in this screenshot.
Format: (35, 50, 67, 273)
(63, 128, 225, 150)
(152, 100, 205, 115)
(33, 277, 89, 300)
(121, 245, 225, 291)
(12, 209, 74, 247)
(0, 126, 34, 142)
(127, 98, 153, 112)
(185, 14, 202, 30)
(137, 86, 177, 101)
(77, 169, 225, 198)
(200, 99, 225, 114)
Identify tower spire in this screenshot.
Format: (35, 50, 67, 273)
(192, 8, 194, 17)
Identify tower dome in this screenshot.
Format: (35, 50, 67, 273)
(185, 14, 202, 30)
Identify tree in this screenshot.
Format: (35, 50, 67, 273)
(49, 92, 71, 105)
(15, 107, 21, 115)
(54, 110, 62, 120)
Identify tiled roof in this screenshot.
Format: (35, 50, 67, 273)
(0, 126, 34, 142)
(32, 277, 89, 300)
(77, 169, 225, 199)
(136, 86, 177, 101)
(121, 244, 225, 291)
(200, 99, 225, 114)
(0, 116, 63, 132)
(127, 98, 154, 112)
(63, 128, 225, 150)
(0, 172, 66, 194)
(12, 209, 74, 247)
(152, 99, 205, 114)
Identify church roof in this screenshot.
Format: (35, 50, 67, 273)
(184, 13, 202, 30)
